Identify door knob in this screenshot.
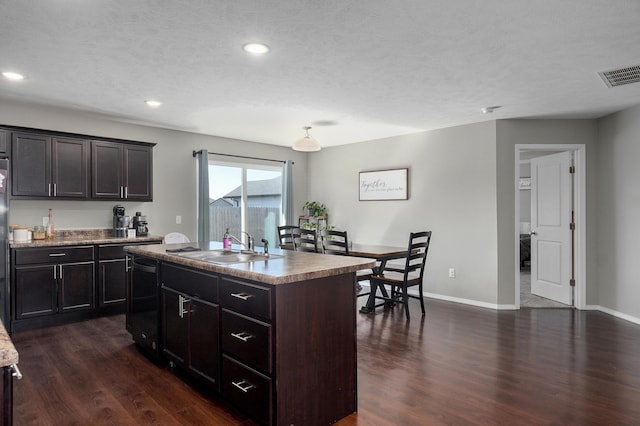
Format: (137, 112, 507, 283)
(529, 231, 538, 236)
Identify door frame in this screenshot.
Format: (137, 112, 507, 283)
(514, 144, 586, 309)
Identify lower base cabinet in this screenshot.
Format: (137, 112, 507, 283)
(161, 263, 220, 388)
(153, 261, 357, 426)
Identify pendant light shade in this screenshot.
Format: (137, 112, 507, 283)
(292, 126, 321, 152)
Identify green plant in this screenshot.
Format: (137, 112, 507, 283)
(302, 201, 328, 218)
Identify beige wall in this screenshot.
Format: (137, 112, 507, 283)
(597, 104, 640, 319)
(5, 98, 640, 321)
(0, 101, 308, 241)
(495, 119, 599, 305)
(308, 121, 501, 305)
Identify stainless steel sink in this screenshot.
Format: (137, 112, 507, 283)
(173, 249, 281, 264)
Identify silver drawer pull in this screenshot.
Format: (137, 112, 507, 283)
(230, 292, 253, 301)
(231, 379, 255, 393)
(49, 253, 66, 257)
(231, 331, 255, 342)
(11, 364, 22, 380)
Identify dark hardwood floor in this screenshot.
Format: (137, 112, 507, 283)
(10, 299, 640, 425)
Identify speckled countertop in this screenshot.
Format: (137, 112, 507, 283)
(0, 322, 18, 368)
(125, 242, 376, 285)
(9, 228, 163, 248)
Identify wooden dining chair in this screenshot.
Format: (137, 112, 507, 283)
(277, 225, 301, 250)
(297, 228, 319, 252)
(369, 231, 432, 320)
(321, 229, 371, 298)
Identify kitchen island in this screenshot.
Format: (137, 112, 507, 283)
(124, 242, 375, 426)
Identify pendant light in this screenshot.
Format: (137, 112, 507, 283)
(292, 126, 321, 152)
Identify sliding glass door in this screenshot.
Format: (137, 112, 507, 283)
(209, 161, 281, 248)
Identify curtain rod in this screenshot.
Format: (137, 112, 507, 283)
(192, 150, 292, 164)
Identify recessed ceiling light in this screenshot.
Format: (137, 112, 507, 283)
(145, 100, 162, 108)
(242, 43, 270, 55)
(2, 71, 25, 81)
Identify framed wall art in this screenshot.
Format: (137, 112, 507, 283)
(359, 168, 409, 201)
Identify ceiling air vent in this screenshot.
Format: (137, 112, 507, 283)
(598, 65, 640, 88)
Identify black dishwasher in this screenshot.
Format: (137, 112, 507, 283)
(126, 256, 160, 359)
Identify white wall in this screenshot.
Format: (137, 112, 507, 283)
(0, 100, 309, 241)
(597, 104, 640, 319)
(308, 121, 501, 305)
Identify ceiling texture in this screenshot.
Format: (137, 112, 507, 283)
(1, 0, 640, 148)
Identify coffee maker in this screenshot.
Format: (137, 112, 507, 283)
(113, 205, 131, 237)
(132, 211, 149, 237)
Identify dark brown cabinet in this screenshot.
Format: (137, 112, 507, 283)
(92, 141, 153, 201)
(152, 261, 356, 425)
(97, 241, 161, 314)
(161, 263, 220, 387)
(12, 246, 95, 329)
(10, 132, 89, 198)
(0, 129, 8, 155)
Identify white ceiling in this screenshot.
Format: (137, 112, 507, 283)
(1, 1, 639, 148)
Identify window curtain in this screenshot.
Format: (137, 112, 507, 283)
(196, 149, 210, 241)
(282, 160, 294, 225)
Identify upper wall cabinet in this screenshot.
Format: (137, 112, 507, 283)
(0, 129, 9, 155)
(92, 141, 153, 201)
(11, 132, 89, 199)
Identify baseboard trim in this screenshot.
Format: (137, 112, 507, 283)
(595, 305, 640, 325)
(370, 287, 640, 323)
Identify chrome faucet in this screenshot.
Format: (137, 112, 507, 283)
(229, 232, 254, 252)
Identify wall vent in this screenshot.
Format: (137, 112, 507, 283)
(599, 65, 640, 88)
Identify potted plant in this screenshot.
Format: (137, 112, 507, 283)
(303, 201, 328, 218)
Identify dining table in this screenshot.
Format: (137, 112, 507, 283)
(347, 243, 411, 314)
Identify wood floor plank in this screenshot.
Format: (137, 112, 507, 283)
(10, 298, 640, 425)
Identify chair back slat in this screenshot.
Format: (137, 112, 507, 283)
(402, 231, 432, 281)
(298, 228, 319, 252)
(277, 225, 301, 250)
(321, 229, 349, 255)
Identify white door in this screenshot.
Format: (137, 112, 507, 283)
(530, 151, 573, 305)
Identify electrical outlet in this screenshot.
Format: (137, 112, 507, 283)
(448, 268, 456, 278)
(43, 216, 49, 226)
(176, 215, 182, 224)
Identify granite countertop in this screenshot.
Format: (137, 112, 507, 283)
(10, 228, 163, 248)
(0, 322, 18, 368)
(125, 242, 376, 285)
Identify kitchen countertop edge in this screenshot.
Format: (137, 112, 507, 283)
(125, 243, 376, 285)
(10, 235, 164, 248)
(0, 322, 18, 368)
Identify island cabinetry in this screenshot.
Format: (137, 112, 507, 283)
(97, 240, 161, 314)
(92, 141, 153, 201)
(219, 273, 356, 426)
(12, 246, 95, 330)
(219, 278, 273, 424)
(11, 132, 89, 199)
(161, 263, 219, 387)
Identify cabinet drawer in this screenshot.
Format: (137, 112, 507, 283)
(14, 246, 94, 265)
(99, 241, 161, 260)
(222, 355, 271, 426)
(220, 279, 271, 321)
(221, 309, 271, 374)
(161, 263, 218, 303)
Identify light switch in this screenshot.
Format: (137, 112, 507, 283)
(176, 215, 182, 224)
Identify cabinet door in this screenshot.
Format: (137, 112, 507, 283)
(162, 287, 189, 365)
(51, 137, 89, 198)
(59, 261, 95, 312)
(11, 132, 51, 197)
(124, 144, 152, 201)
(91, 141, 123, 199)
(98, 259, 126, 306)
(0, 129, 8, 154)
(14, 264, 57, 319)
(189, 298, 219, 386)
